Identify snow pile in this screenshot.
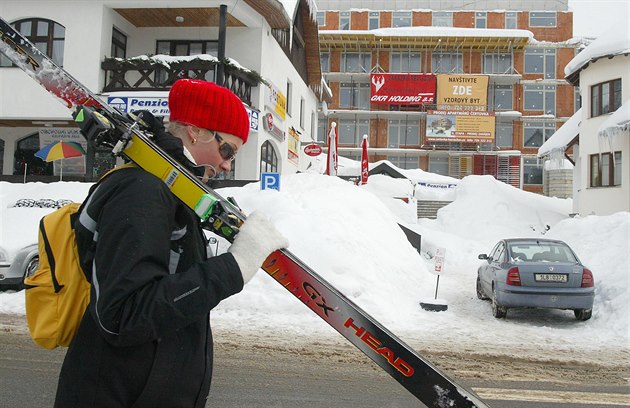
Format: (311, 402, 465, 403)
(0, 170, 627, 362)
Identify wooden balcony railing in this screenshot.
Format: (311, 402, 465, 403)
(101, 57, 262, 105)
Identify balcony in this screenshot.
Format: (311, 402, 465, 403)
(101, 56, 262, 105)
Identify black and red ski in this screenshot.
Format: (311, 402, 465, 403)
(0, 17, 488, 408)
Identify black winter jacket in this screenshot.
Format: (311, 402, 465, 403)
(54, 131, 244, 408)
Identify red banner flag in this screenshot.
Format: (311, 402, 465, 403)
(360, 135, 369, 185)
(325, 122, 338, 176)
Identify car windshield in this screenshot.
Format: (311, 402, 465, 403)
(508, 242, 577, 263)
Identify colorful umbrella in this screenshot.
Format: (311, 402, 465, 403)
(35, 141, 86, 162)
(35, 141, 86, 180)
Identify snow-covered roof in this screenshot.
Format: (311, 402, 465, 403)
(538, 108, 581, 157)
(278, 0, 318, 23)
(598, 99, 630, 137)
(564, 24, 630, 80)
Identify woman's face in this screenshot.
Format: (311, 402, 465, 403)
(186, 126, 244, 179)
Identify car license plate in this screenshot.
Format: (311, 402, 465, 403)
(535, 273, 568, 283)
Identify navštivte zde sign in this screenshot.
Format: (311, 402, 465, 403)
(436, 74, 489, 111)
(370, 73, 436, 105)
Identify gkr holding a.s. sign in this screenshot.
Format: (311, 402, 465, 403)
(370, 73, 436, 105)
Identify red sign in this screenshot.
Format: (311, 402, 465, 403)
(304, 144, 323, 157)
(370, 73, 436, 105)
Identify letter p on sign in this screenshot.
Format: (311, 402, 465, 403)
(261, 172, 280, 191)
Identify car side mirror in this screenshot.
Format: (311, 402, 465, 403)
(478, 254, 488, 260)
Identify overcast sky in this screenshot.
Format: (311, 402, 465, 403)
(569, 0, 629, 38)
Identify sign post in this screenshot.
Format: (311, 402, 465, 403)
(420, 247, 448, 312)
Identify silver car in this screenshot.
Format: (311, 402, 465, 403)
(476, 238, 595, 320)
(0, 244, 39, 290)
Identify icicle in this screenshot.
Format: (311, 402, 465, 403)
(548, 147, 566, 170)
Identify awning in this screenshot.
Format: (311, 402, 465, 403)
(538, 108, 581, 157)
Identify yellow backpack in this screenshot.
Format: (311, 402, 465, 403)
(24, 202, 88, 349)
(24, 164, 135, 349)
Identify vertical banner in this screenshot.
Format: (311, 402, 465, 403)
(287, 126, 300, 165)
(325, 122, 338, 176)
(360, 135, 369, 185)
(265, 82, 287, 120)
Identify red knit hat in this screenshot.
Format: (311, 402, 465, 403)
(168, 79, 250, 143)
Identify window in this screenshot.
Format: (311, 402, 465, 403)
(590, 152, 622, 187)
(529, 12, 556, 27)
(388, 155, 419, 169)
(286, 80, 292, 116)
(576, 87, 582, 110)
(432, 11, 453, 27)
(260, 141, 279, 174)
(432, 52, 463, 73)
(494, 242, 506, 262)
(475, 12, 487, 28)
(523, 121, 556, 148)
(318, 117, 327, 142)
(393, 11, 412, 28)
(489, 84, 513, 111)
(311, 111, 316, 140)
(317, 11, 326, 26)
(369, 12, 380, 30)
(300, 98, 305, 129)
(341, 51, 372, 73)
(388, 119, 420, 147)
(524, 84, 555, 115)
(339, 83, 370, 109)
(339, 11, 350, 30)
(155, 40, 218, 82)
(320, 51, 330, 73)
(428, 156, 449, 175)
(523, 157, 543, 185)
(338, 119, 369, 146)
(483, 53, 513, 74)
(1, 18, 65, 67)
(390, 52, 422, 73)
(156, 40, 218, 57)
(14, 133, 52, 176)
(495, 120, 514, 147)
(524, 48, 556, 79)
(591, 79, 622, 117)
(505, 12, 518, 29)
(111, 27, 127, 58)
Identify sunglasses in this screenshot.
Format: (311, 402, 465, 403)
(213, 132, 238, 162)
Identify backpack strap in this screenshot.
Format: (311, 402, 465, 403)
(38, 217, 64, 293)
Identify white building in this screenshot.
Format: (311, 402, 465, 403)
(541, 23, 629, 215)
(0, 0, 326, 181)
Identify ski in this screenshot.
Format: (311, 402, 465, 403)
(0, 17, 488, 408)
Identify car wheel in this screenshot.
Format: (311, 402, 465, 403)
(491, 285, 507, 318)
(476, 275, 488, 300)
(574, 308, 592, 321)
(23, 256, 39, 279)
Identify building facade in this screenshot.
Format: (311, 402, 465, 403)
(315, 0, 579, 193)
(0, 0, 324, 181)
(562, 25, 630, 216)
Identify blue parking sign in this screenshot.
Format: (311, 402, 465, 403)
(261, 172, 280, 191)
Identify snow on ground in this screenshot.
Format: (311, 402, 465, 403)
(0, 163, 628, 365)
